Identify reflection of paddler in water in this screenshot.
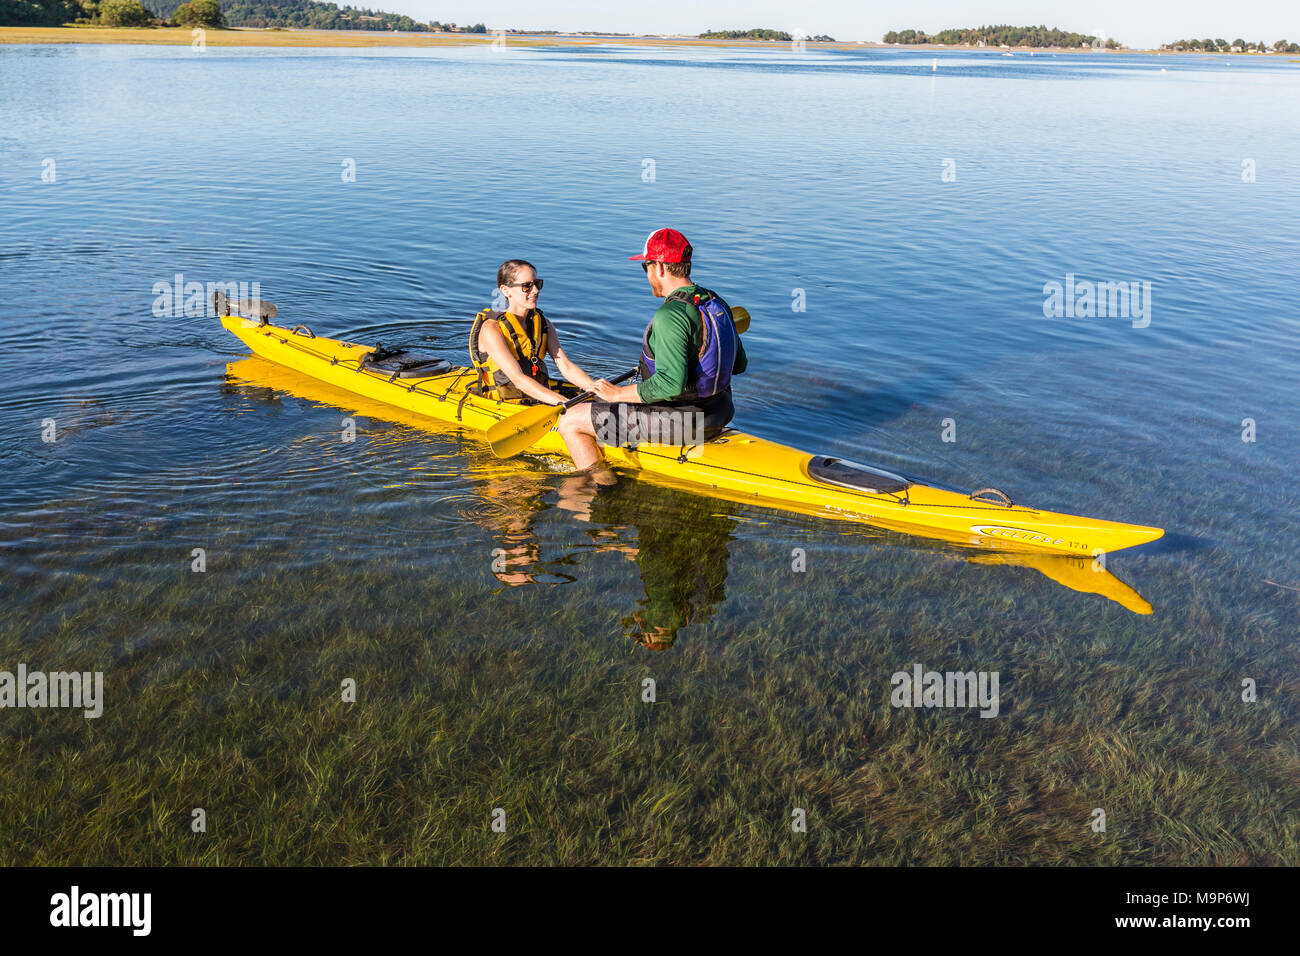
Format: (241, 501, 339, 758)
(557, 476, 737, 650)
(477, 471, 549, 587)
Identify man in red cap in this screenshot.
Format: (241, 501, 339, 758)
(557, 228, 747, 476)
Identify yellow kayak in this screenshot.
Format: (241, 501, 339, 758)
(220, 313, 1165, 559)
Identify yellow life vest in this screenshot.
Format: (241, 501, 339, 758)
(469, 308, 551, 401)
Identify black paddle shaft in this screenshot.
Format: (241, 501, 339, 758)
(561, 369, 637, 410)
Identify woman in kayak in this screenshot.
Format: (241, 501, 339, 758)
(469, 259, 606, 467)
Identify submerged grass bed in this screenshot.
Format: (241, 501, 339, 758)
(1, 472, 1295, 866)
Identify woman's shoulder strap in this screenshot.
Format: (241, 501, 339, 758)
(470, 308, 507, 365)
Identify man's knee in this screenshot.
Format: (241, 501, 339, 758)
(560, 405, 593, 438)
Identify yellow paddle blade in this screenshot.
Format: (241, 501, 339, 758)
(731, 306, 751, 334)
(487, 402, 564, 458)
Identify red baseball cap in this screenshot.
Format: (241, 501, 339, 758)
(628, 228, 692, 263)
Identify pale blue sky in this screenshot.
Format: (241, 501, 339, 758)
(401, 1, 1297, 49)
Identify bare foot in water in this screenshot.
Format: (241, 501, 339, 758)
(581, 464, 619, 487)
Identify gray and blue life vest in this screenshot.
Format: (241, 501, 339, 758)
(638, 287, 739, 402)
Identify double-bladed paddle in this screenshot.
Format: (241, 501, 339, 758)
(486, 369, 637, 458)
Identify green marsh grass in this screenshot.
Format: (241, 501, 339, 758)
(1, 477, 1295, 865)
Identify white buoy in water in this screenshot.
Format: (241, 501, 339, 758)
(932, 58, 938, 72)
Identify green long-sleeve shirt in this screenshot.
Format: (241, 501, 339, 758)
(636, 284, 748, 404)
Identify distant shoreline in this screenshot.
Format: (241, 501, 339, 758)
(2, 25, 1298, 55)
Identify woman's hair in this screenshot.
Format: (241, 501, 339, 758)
(497, 259, 536, 287)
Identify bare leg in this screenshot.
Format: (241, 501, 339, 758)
(558, 403, 604, 471)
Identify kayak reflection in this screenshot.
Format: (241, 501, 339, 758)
(558, 474, 736, 650)
(965, 551, 1152, 615)
(478, 473, 549, 588)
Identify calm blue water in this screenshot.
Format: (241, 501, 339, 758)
(2, 41, 1297, 637)
(3, 39, 1298, 865)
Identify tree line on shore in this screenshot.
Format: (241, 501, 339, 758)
(1161, 38, 1300, 53)
(6, 4, 1295, 51)
(881, 25, 1300, 53)
(699, 28, 835, 42)
(0, 0, 487, 31)
(883, 26, 1119, 48)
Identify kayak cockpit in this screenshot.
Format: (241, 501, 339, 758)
(806, 456, 911, 494)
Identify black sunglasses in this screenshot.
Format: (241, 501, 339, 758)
(505, 279, 543, 292)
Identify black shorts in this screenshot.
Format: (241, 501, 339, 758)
(590, 393, 733, 447)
